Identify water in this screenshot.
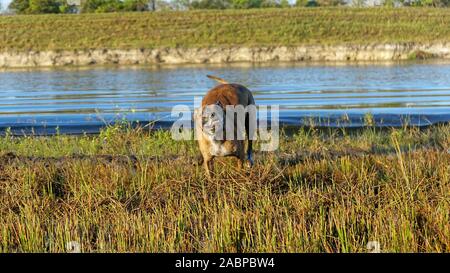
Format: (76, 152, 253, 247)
(1, 61, 450, 135)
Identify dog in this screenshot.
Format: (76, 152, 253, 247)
(194, 75, 256, 178)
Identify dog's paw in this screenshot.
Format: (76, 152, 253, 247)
(245, 154, 254, 168)
(245, 159, 254, 168)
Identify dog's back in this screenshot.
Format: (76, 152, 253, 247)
(202, 83, 255, 108)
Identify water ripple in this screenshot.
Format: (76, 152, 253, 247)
(1, 62, 450, 133)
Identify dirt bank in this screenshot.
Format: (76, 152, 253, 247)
(1, 43, 450, 68)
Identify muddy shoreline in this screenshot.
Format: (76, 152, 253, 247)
(0, 146, 437, 168)
(1, 43, 450, 68)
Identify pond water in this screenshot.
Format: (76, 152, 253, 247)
(1, 61, 449, 135)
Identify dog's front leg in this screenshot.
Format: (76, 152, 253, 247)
(203, 157, 214, 179)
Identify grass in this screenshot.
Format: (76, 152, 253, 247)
(0, 123, 449, 252)
(1, 8, 450, 51)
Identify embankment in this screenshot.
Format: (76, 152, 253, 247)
(1, 43, 450, 68)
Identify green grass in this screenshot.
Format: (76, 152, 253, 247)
(1, 7, 450, 51)
(0, 124, 449, 252)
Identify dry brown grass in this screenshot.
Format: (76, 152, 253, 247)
(0, 124, 449, 252)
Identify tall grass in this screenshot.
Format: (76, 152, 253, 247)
(1, 8, 450, 51)
(0, 124, 449, 252)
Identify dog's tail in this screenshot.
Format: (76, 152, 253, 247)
(206, 75, 228, 84)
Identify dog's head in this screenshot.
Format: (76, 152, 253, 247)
(195, 101, 225, 140)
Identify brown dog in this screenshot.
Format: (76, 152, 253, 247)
(194, 75, 256, 178)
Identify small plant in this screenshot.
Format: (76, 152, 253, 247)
(408, 50, 436, 60)
(363, 112, 374, 127)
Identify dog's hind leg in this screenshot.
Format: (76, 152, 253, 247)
(247, 140, 253, 167)
(236, 142, 246, 171)
(245, 112, 254, 167)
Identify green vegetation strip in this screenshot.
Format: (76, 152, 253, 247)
(0, 124, 449, 252)
(1, 8, 450, 51)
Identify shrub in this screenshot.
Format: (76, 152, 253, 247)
(123, 0, 150, 11)
(8, 0, 31, 13)
(28, 0, 61, 13)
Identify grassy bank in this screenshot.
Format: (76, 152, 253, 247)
(1, 8, 450, 51)
(0, 124, 449, 252)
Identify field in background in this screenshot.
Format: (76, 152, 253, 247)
(1, 8, 450, 51)
(0, 124, 448, 252)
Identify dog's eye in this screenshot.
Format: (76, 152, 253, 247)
(211, 113, 215, 118)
